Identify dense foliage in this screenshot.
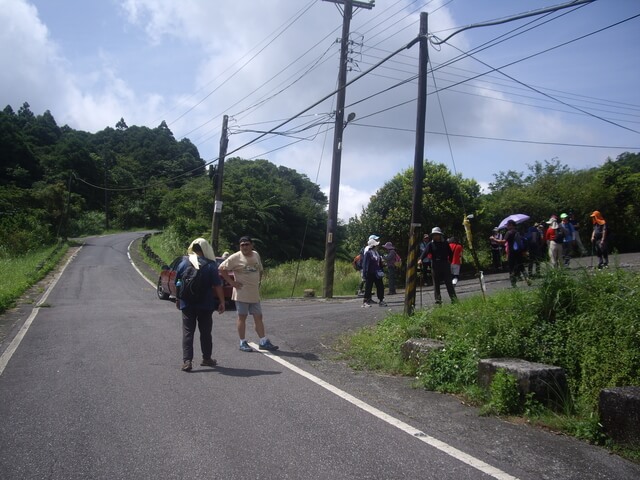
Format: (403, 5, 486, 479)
(2, 102, 639, 266)
(346, 155, 640, 270)
(341, 267, 640, 447)
(0, 104, 328, 262)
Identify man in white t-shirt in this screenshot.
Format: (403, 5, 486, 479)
(218, 236, 279, 352)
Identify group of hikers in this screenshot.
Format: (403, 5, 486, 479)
(353, 209, 610, 304)
(489, 210, 610, 287)
(353, 228, 464, 306)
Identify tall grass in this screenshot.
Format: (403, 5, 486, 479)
(261, 258, 362, 298)
(146, 231, 363, 298)
(0, 242, 70, 313)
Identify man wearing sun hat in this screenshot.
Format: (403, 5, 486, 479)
(361, 237, 387, 307)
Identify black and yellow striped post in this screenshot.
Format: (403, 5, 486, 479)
(404, 222, 421, 315)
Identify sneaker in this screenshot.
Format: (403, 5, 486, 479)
(452, 278, 458, 286)
(239, 341, 253, 352)
(181, 360, 192, 372)
(200, 358, 217, 367)
(378, 301, 388, 307)
(259, 339, 279, 351)
(361, 301, 372, 308)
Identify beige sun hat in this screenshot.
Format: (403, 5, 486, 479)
(187, 237, 216, 268)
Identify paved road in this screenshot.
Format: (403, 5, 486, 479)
(1, 232, 638, 479)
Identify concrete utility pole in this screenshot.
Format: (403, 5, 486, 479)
(322, 0, 374, 299)
(404, 12, 428, 315)
(211, 114, 228, 254)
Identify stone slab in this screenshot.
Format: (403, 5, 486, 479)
(478, 358, 568, 410)
(599, 386, 640, 446)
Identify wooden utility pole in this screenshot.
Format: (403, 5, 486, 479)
(211, 115, 228, 253)
(322, 0, 374, 299)
(404, 12, 428, 315)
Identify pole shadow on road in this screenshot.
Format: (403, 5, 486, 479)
(191, 366, 282, 378)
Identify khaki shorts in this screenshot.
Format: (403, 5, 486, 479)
(236, 301, 262, 316)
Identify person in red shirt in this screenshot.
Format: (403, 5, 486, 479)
(448, 236, 463, 285)
(545, 215, 562, 268)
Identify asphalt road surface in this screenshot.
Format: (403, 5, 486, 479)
(1, 232, 639, 479)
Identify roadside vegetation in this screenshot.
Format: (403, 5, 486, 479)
(0, 241, 71, 313)
(146, 230, 362, 298)
(337, 266, 640, 461)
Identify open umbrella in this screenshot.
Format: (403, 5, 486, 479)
(497, 213, 530, 230)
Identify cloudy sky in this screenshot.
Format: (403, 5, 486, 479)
(2, 0, 639, 220)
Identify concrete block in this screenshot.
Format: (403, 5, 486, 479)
(478, 358, 568, 410)
(599, 386, 640, 447)
(400, 338, 444, 364)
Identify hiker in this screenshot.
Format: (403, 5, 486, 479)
(421, 227, 457, 304)
(590, 210, 609, 269)
(218, 236, 278, 352)
(382, 241, 400, 295)
(176, 238, 226, 372)
(361, 237, 387, 308)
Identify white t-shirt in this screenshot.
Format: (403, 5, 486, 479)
(219, 250, 263, 303)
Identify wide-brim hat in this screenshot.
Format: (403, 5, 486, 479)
(187, 237, 216, 268)
(382, 241, 395, 250)
(431, 227, 443, 235)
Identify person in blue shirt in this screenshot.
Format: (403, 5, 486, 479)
(559, 213, 575, 267)
(176, 238, 225, 372)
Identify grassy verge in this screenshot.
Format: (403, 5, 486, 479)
(337, 267, 640, 461)
(0, 241, 71, 314)
(145, 231, 364, 299)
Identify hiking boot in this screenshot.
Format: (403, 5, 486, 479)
(181, 360, 192, 372)
(378, 301, 388, 307)
(239, 340, 253, 352)
(200, 358, 217, 367)
(259, 339, 279, 351)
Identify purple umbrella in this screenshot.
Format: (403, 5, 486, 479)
(497, 214, 530, 230)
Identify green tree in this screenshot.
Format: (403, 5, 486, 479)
(346, 161, 481, 261)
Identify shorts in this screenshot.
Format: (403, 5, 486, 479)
(451, 264, 461, 276)
(236, 301, 262, 316)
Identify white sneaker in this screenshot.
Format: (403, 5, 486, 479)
(452, 278, 458, 285)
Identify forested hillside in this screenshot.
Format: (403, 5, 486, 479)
(0, 103, 328, 261)
(2, 103, 638, 262)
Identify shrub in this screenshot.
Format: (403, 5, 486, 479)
(483, 369, 521, 415)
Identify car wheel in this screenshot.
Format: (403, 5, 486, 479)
(157, 278, 169, 300)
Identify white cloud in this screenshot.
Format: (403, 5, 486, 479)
(1, 0, 636, 209)
(322, 183, 373, 223)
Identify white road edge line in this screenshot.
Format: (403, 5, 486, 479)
(0, 247, 83, 377)
(128, 239, 156, 288)
(249, 342, 520, 480)
(126, 237, 516, 479)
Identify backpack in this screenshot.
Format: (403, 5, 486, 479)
(512, 232, 527, 252)
(352, 253, 363, 271)
(555, 225, 567, 243)
(177, 258, 211, 302)
(393, 251, 402, 268)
